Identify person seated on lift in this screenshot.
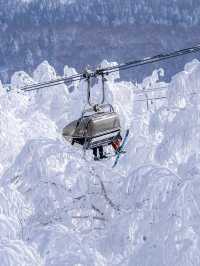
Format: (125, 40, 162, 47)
(93, 133, 122, 161)
(91, 105, 123, 160)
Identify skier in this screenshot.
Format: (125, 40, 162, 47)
(93, 133, 122, 160)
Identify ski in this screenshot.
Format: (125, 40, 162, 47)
(112, 129, 129, 168)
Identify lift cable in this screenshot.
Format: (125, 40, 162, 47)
(97, 44, 200, 75)
(22, 76, 85, 92)
(20, 73, 84, 92)
(19, 43, 200, 92)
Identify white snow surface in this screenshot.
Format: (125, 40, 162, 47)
(1, 59, 200, 265)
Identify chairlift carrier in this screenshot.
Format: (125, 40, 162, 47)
(62, 71, 121, 150)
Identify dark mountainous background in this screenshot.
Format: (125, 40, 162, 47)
(0, 0, 200, 82)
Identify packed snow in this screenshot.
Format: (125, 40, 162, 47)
(1, 59, 200, 265)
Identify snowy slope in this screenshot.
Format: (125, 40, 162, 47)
(1, 59, 200, 265)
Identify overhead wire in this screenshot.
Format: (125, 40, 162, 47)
(98, 44, 200, 75)
(21, 73, 84, 92)
(22, 76, 85, 92)
(7, 43, 200, 93)
(135, 96, 167, 102)
(133, 86, 168, 94)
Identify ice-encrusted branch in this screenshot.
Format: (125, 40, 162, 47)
(91, 167, 120, 211)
